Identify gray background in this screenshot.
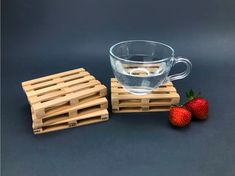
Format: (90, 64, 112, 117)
(2, 0, 235, 176)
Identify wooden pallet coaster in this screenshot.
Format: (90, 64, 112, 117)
(33, 109, 109, 134)
(111, 78, 180, 113)
(22, 68, 107, 118)
(21, 68, 109, 134)
(32, 97, 108, 129)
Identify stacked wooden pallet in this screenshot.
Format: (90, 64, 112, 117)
(22, 68, 109, 134)
(111, 78, 180, 113)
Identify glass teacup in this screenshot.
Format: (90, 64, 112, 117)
(109, 40, 192, 95)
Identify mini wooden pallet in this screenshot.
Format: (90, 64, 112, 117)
(33, 109, 109, 134)
(31, 97, 108, 129)
(111, 78, 180, 113)
(22, 68, 109, 134)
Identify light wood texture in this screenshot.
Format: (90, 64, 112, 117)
(21, 68, 109, 134)
(33, 109, 109, 134)
(111, 78, 180, 113)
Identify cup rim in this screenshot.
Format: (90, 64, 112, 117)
(109, 40, 175, 64)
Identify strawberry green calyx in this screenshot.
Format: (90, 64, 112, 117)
(186, 89, 194, 101)
(186, 89, 201, 101)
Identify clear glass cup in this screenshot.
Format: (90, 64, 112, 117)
(109, 40, 192, 95)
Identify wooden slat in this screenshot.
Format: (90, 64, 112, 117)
(122, 64, 160, 68)
(22, 68, 85, 86)
(111, 87, 176, 93)
(112, 107, 170, 113)
(113, 101, 174, 107)
(112, 93, 179, 100)
(124, 68, 160, 73)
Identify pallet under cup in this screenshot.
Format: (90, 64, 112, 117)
(22, 68, 109, 134)
(111, 78, 180, 113)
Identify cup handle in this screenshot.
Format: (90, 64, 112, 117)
(168, 57, 192, 82)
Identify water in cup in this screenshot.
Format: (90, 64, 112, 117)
(112, 56, 171, 95)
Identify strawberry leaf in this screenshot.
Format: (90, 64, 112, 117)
(186, 91, 189, 97)
(186, 89, 195, 100)
(189, 89, 194, 97)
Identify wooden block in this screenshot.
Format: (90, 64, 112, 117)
(111, 78, 180, 113)
(33, 109, 109, 134)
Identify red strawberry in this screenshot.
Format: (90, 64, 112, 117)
(185, 90, 208, 120)
(169, 106, 192, 127)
